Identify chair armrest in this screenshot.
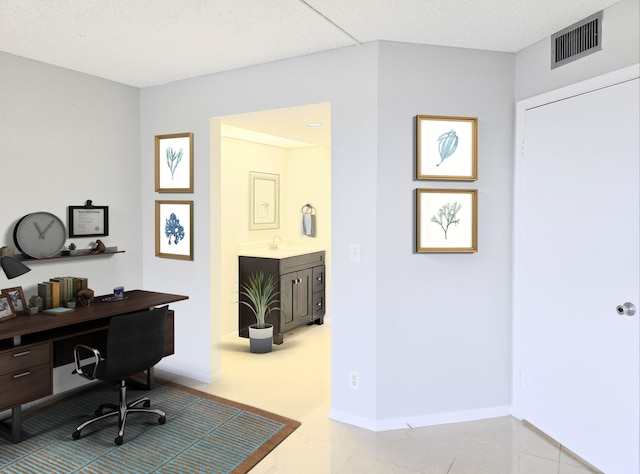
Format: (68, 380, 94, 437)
(74, 344, 102, 379)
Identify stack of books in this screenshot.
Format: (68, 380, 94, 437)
(37, 276, 89, 310)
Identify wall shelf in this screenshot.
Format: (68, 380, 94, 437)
(15, 248, 125, 263)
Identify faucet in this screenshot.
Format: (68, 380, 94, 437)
(269, 235, 281, 250)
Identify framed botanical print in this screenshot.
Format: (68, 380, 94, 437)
(155, 200, 193, 260)
(155, 132, 194, 192)
(250, 172, 280, 230)
(416, 188, 478, 253)
(416, 115, 478, 181)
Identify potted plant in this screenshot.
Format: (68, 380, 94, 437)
(239, 271, 280, 353)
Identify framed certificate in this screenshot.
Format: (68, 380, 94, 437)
(68, 201, 109, 237)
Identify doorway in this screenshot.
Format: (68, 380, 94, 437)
(215, 101, 332, 376)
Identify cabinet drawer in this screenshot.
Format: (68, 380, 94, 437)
(313, 291, 325, 317)
(0, 342, 51, 375)
(279, 251, 324, 274)
(312, 265, 325, 292)
(0, 362, 52, 412)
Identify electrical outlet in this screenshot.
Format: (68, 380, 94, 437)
(349, 370, 360, 391)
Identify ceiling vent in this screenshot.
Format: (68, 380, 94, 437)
(551, 11, 602, 69)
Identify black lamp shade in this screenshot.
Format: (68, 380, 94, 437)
(1, 256, 31, 279)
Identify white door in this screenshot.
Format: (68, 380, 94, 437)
(514, 69, 639, 473)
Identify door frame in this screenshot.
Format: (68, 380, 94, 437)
(511, 63, 640, 418)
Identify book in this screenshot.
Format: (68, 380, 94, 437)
(42, 306, 75, 315)
(38, 282, 52, 309)
(49, 279, 61, 307)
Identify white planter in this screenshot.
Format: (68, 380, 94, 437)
(248, 324, 273, 353)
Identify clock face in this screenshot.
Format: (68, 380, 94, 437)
(13, 212, 67, 259)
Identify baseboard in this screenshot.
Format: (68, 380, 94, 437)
(330, 405, 511, 432)
(328, 408, 378, 431)
(156, 360, 214, 383)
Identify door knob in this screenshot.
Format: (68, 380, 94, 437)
(616, 302, 636, 316)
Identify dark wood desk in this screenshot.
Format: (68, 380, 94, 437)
(0, 289, 188, 443)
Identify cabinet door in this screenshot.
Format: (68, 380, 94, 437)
(295, 269, 313, 326)
(280, 272, 297, 332)
(280, 269, 313, 332)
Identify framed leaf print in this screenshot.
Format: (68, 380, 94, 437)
(155, 132, 194, 192)
(416, 115, 477, 181)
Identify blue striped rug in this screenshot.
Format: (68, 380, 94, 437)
(0, 380, 300, 473)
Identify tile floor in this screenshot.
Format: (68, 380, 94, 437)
(160, 324, 599, 474)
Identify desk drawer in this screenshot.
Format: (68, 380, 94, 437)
(0, 362, 52, 411)
(0, 342, 51, 375)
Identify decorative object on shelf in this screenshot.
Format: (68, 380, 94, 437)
(239, 271, 281, 353)
(301, 203, 316, 237)
(416, 188, 478, 253)
(13, 211, 67, 259)
(89, 239, 107, 254)
(0, 294, 16, 322)
(1, 286, 27, 315)
(155, 132, 194, 193)
(68, 200, 109, 237)
(416, 115, 478, 181)
(29, 295, 43, 313)
(77, 289, 95, 307)
(250, 172, 279, 231)
(155, 200, 193, 260)
(0, 246, 31, 279)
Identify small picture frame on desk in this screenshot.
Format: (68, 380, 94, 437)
(2, 286, 27, 315)
(0, 295, 16, 322)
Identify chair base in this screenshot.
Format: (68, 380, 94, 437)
(72, 380, 166, 445)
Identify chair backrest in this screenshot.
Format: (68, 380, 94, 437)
(99, 306, 168, 381)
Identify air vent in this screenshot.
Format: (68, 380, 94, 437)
(551, 11, 602, 69)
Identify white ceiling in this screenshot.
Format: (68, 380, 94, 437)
(0, 0, 619, 88)
(0, 1, 618, 146)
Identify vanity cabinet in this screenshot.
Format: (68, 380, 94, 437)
(239, 251, 325, 344)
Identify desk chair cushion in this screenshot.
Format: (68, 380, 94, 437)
(96, 305, 167, 381)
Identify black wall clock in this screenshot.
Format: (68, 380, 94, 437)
(13, 212, 67, 259)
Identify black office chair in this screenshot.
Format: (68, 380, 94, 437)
(72, 306, 168, 445)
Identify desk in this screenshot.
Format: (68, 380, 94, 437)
(0, 289, 188, 443)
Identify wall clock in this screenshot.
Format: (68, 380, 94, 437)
(13, 212, 67, 259)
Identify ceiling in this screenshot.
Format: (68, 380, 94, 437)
(0, 0, 618, 146)
(0, 0, 619, 88)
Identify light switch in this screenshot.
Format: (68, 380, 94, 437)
(349, 244, 360, 263)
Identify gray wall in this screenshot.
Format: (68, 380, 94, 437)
(0, 52, 142, 301)
(375, 42, 514, 425)
(140, 40, 516, 428)
(0, 51, 142, 393)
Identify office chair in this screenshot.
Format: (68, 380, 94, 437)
(72, 306, 168, 445)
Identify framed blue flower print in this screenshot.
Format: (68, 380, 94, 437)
(155, 200, 193, 260)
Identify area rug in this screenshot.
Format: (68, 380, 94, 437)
(0, 379, 300, 473)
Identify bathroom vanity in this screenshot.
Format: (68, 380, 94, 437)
(238, 250, 325, 344)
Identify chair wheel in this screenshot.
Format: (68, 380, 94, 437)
(158, 416, 166, 425)
(72, 430, 81, 440)
(114, 436, 123, 445)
